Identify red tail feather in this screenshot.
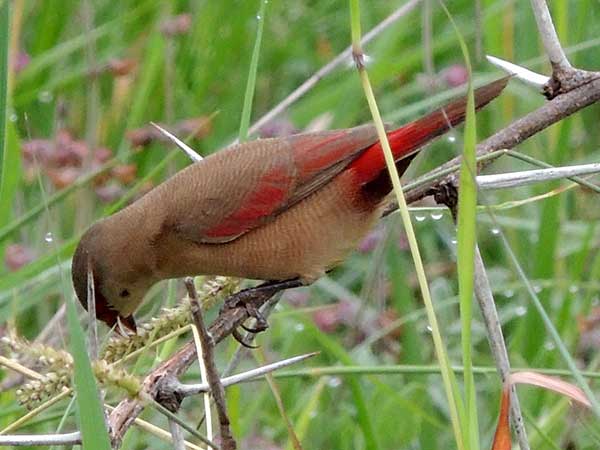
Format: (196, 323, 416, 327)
(349, 77, 509, 186)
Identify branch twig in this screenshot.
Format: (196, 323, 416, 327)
(185, 278, 236, 450)
(174, 352, 318, 397)
(473, 247, 529, 450)
(439, 189, 529, 450)
(0, 431, 81, 446)
(168, 420, 185, 450)
(150, 122, 203, 162)
(528, 0, 571, 72)
(527, 0, 599, 98)
(486, 55, 549, 88)
(477, 163, 600, 189)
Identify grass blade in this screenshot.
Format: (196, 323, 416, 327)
(348, 1, 465, 448)
(441, 4, 480, 449)
(238, 0, 268, 142)
(66, 293, 111, 450)
(0, 0, 16, 233)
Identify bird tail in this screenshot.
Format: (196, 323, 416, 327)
(350, 77, 509, 186)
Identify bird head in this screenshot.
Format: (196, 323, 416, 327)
(71, 221, 153, 332)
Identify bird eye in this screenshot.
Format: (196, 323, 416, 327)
(119, 289, 130, 298)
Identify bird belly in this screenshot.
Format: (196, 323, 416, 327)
(157, 172, 382, 282)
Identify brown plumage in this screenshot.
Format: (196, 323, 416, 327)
(72, 78, 509, 329)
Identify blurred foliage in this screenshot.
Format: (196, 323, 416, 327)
(0, 0, 599, 449)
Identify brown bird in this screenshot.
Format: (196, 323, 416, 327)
(72, 78, 508, 330)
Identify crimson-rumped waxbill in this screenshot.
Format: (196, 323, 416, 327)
(72, 78, 508, 329)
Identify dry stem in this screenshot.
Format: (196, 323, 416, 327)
(185, 279, 236, 450)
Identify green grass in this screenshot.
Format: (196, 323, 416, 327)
(1, 0, 599, 449)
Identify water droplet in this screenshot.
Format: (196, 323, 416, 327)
(294, 323, 304, 332)
(568, 284, 579, 294)
(491, 227, 500, 235)
(430, 212, 443, 221)
(515, 306, 527, 316)
(44, 232, 54, 243)
(447, 135, 456, 143)
(328, 377, 342, 388)
(414, 214, 426, 222)
(38, 91, 53, 103)
(256, 14, 262, 20)
(9, 113, 17, 122)
(451, 238, 457, 245)
(425, 325, 432, 333)
(533, 284, 543, 294)
(503, 289, 515, 298)
(544, 341, 555, 351)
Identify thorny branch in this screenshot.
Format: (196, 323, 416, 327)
(185, 279, 236, 450)
(528, 0, 572, 72)
(527, 0, 597, 99)
(472, 247, 528, 450)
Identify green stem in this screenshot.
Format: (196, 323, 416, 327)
(348, 1, 465, 449)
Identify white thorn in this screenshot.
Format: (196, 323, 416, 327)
(220, 352, 318, 388)
(150, 122, 203, 162)
(177, 352, 318, 395)
(477, 163, 600, 189)
(486, 55, 550, 88)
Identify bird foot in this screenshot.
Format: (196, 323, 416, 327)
(223, 278, 303, 309)
(231, 328, 259, 349)
(223, 278, 304, 347)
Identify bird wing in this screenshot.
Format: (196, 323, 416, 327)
(166, 124, 379, 244)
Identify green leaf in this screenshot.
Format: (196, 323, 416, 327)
(66, 294, 111, 449)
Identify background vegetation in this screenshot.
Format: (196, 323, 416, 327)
(0, 0, 599, 448)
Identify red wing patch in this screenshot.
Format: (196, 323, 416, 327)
(292, 133, 344, 175)
(291, 126, 378, 183)
(199, 125, 380, 243)
(201, 166, 294, 241)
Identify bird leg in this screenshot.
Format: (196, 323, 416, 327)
(224, 278, 304, 309)
(239, 301, 268, 333)
(222, 278, 304, 346)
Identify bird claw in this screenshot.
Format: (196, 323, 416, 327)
(231, 300, 269, 347)
(240, 322, 267, 334)
(223, 278, 304, 347)
(242, 302, 269, 332)
(232, 328, 259, 349)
